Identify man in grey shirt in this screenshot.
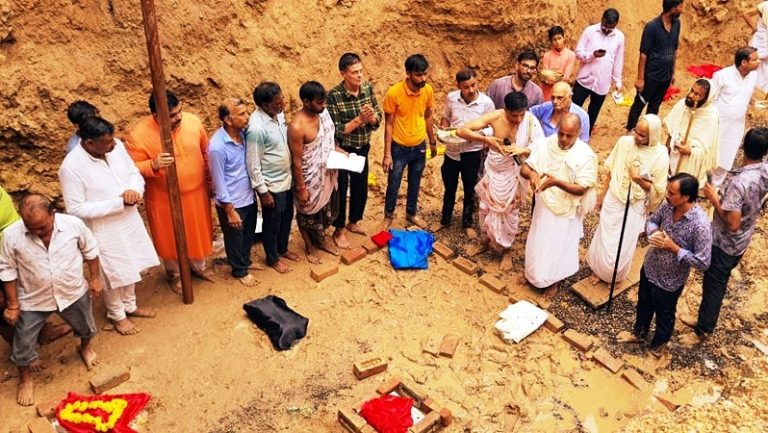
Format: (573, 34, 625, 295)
(246, 82, 300, 273)
(683, 127, 768, 340)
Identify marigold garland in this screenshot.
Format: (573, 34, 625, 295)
(58, 398, 128, 432)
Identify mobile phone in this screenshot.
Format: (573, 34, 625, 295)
(596, 49, 606, 55)
(503, 138, 522, 165)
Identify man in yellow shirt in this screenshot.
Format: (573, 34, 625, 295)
(382, 54, 437, 229)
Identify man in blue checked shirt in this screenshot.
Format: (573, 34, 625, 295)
(208, 98, 259, 286)
(618, 172, 711, 356)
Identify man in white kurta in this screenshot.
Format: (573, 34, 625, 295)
(59, 117, 159, 336)
(521, 114, 597, 297)
(712, 47, 760, 173)
(457, 91, 544, 271)
(587, 114, 668, 283)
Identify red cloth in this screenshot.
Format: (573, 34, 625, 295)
(56, 392, 151, 433)
(686, 64, 722, 79)
(663, 86, 681, 101)
(371, 230, 393, 247)
(359, 395, 414, 433)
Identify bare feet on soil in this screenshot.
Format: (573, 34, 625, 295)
(383, 217, 393, 230)
(271, 260, 293, 274)
(17, 376, 33, 406)
(500, 250, 514, 272)
(319, 238, 340, 256)
(588, 274, 603, 285)
(248, 263, 266, 271)
(28, 359, 47, 373)
(679, 313, 697, 328)
(406, 214, 427, 228)
(79, 345, 99, 370)
(282, 251, 301, 261)
(616, 330, 643, 343)
(128, 307, 157, 318)
(466, 241, 489, 257)
(305, 246, 322, 264)
(168, 274, 182, 295)
(543, 284, 558, 299)
(333, 228, 351, 249)
(113, 318, 140, 336)
(346, 222, 367, 235)
(239, 273, 260, 287)
(430, 222, 449, 232)
(192, 267, 216, 282)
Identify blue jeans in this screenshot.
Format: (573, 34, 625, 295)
(385, 141, 426, 217)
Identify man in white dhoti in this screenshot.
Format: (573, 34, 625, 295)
(665, 79, 719, 188)
(288, 81, 341, 264)
(587, 114, 669, 284)
(60, 117, 160, 336)
(712, 47, 760, 173)
(521, 113, 598, 297)
(457, 91, 544, 271)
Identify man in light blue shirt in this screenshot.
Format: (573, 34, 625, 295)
(246, 82, 299, 274)
(530, 82, 590, 143)
(208, 98, 258, 285)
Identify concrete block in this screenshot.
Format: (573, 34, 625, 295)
(438, 334, 460, 358)
(361, 239, 381, 254)
(310, 262, 339, 282)
(592, 347, 624, 374)
(422, 334, 443, 357)
(353, 357, 388, 380)
(479, 274, 506, 294)
(562, 329, 594, 352)
(452, 257, 478, 275)
(341, 247, 367, 265)
(621, 368, 649, 391)
(432, 242, 454, 259)
(89, 367, 130, 394)
(543, 312, 565, 333)
(26, 418, 54, 433)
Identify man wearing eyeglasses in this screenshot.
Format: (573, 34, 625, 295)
(487, 50, 544, 110)
(530, 81, 591, 143)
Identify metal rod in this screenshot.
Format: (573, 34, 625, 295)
(139, 0, 194, 304)
(606, 181, 632, 312)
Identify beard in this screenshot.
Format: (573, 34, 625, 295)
(684, 97, 699, 108)
(414, 81, 427, 89)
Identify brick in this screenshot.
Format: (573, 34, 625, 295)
(89, 367, 130, 394)
(438, 334, 460, 358)
(479, 274, 506, 294)
(562, 329, 593, 352)
(310, 262, 339, 282)
(341, 247, 367, 265)
(408, 412, 441, 433)
(432, 242, 454, 259)
(361, 239, 381, 254)
(353, 357, 388, 380)
(338, 408, 368, 433)
(26, 418, 55, 433)
(543, 312, 565, 333)
(654, 393, 684, 411)
(592, 347, 624, 374)
(421, 399, 453, 426)
(452, 257, 478, 275)
(439, 408, 453, 426)
(35, 399, 59, 419)
(422, 334, 443, 357)
(376, 377, 403, 396)
(621, 368, 649, 391)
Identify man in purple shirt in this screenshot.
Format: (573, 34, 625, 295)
(681, 128, 768, 340)
(618, 172, 712, 356)
(208, 98, 259, 286)
(487, 50, 544, 109)
(572, 8, 625, 133)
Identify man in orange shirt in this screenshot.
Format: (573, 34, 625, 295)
(125, 91, 215, 293)
(382, 54, 437, 229)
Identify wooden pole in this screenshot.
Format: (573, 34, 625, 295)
(139, 0, 194, 304)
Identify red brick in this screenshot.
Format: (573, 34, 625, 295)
(452, 257, 478, 275)
(543, 312, 565, 333)
(361, 239, 381, 254)
(422, 334, 443, 357)
(592, 347, 624, 374)
(408, 412, 441, 433)
(562, 329, 593, 352)
(353, 357, 388, 380)
(439, 408, 453, 426)
(621, 368, 649, 391)
(376, 377, 402, 396)
(35, 399, 59, 420)
(310, 262, 339, 282)
(338, 408, 368, 433)
(26, 418, 55, 433)
(89, 367, 130, 394)
(438, 334, 460, 358)
(479, 274, 506, 294)
(432, 242, 454, 259)
(341, 247, 367, 265)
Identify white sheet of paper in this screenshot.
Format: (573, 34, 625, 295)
(327, 150, 365, 173)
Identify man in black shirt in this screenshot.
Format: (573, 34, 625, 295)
(626, 0, 684, 131)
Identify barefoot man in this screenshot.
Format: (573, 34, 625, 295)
(60, 117, 160, 335)
(247, 82, 300, 273)
(1, 195, 101, 406)
(457, 91, 544, 270)
(289, 81, 341, 264)
(521, 114, 598, 297)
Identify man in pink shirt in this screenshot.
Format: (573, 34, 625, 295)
(572, 8, 625, 133)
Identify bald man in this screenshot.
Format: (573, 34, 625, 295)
(1, 194, 101, 405)
(530, 81, 591, 142)
(209, 98, 259, 286)
(521, 114, 598, 297)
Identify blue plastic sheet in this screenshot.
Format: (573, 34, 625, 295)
(388, 229, 434, 270)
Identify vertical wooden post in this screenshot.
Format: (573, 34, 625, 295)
(139, 0, 194, 304)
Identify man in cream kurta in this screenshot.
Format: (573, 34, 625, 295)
(60, 117, 159, 336)
(521, 113, 598, 297)
(587, 114, 669, 283)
